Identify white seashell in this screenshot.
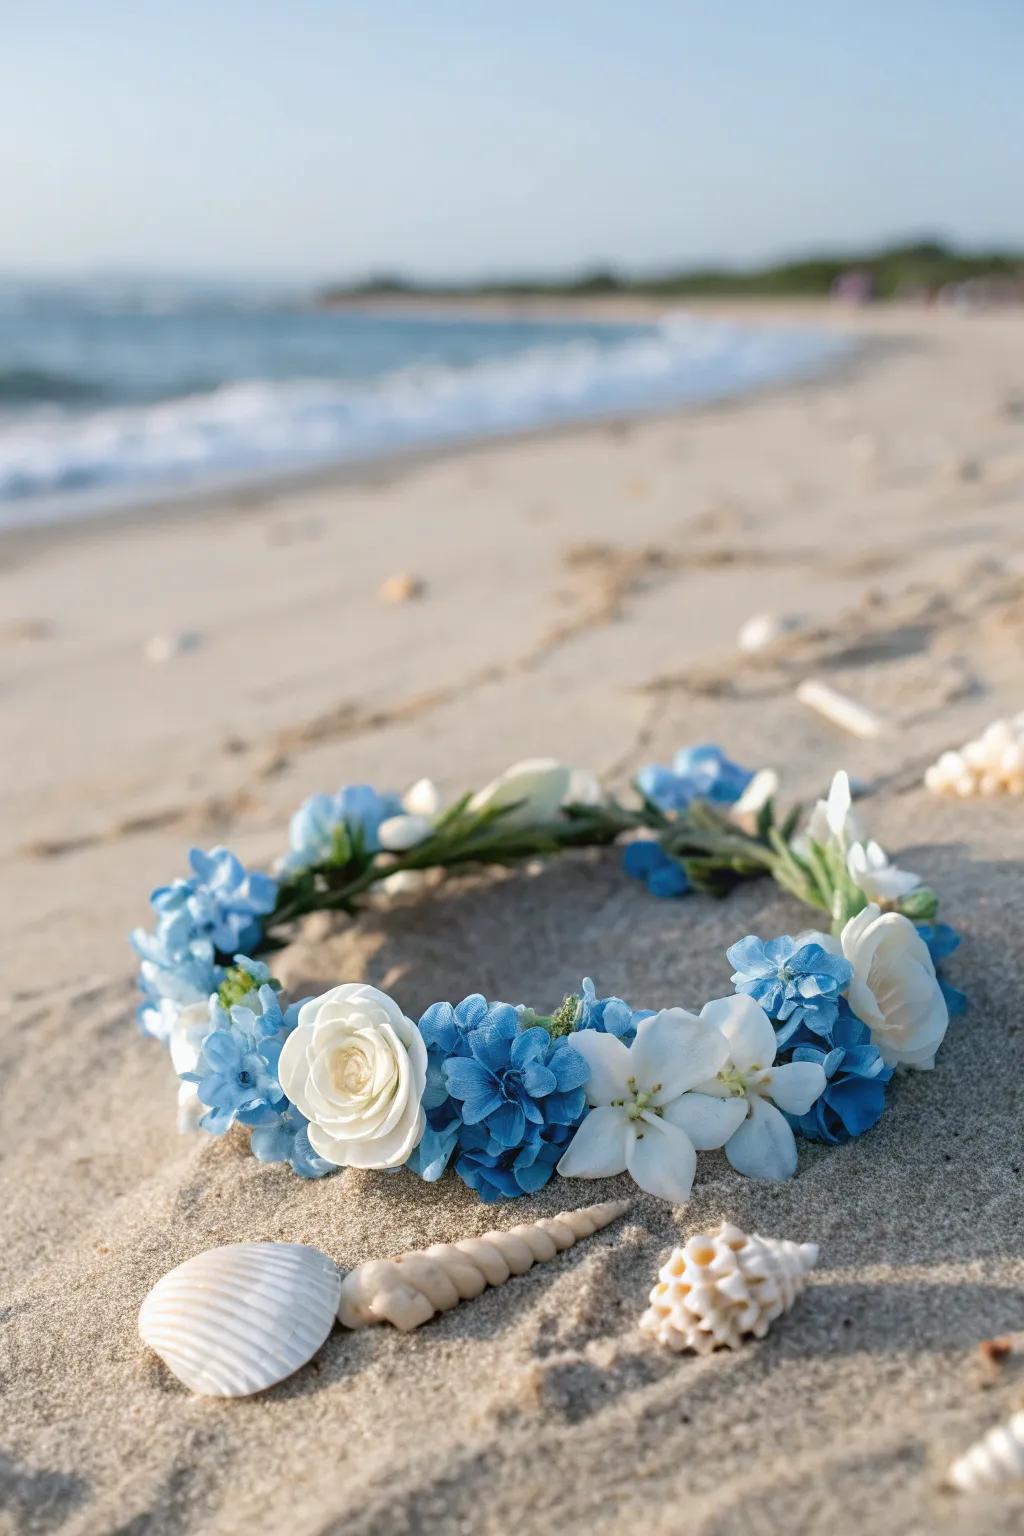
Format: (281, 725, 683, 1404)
(338, 1199, 629, 1331)
(737, 612, 806, 654)
(947, 1410, 1024, 1492)
(143, 630, 203, 664)
(924, 712, 1024, 798)
(639, 1221, 819, 1354)
(795, 678, 885, 739)
(139, 1243, 342, 1397)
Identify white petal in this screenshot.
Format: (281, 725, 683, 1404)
(661, 1091, 748, 1149)
(570, 1029, 632, 1104)
(724, 1097, 798, 1181)
(277, 1023, 316, 1117)
(403, 777, 442, 817)
(764, 1061, 827, 1115)
(625, 1117, 697, 1204)
(378, 813, 433, 852)
(826, 769, 852, 836)
(556, 1105, 629, 1178)
(629, 1009, 728, 1102)
(700, 994, 778, 1071)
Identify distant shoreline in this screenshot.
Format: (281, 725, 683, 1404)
(0, 300, 857, 546)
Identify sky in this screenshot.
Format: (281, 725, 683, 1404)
(2, 0, 1022, 282)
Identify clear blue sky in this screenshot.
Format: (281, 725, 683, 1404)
(3, 0, 1021, 281)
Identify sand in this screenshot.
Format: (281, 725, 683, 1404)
(2, 301, 1023, 1536)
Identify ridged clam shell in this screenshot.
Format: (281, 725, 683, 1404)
(139, 1243, 341, 1397)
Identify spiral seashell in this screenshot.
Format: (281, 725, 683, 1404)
(337, 1199, 629, 1331)
(139, 1243, 342, 1397)
(639, 1221, 819, 1354)
(947, 1410, 1024, 1492)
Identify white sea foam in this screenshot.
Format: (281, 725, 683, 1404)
(0, 315, 849, 525)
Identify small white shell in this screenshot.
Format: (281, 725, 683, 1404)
(947, 1410, 1024, 1492)
(737, 612, 806, 654)
(139, 1243, 341, 1397)
(639, 1221, 819, 1354)
(795, 678, 885, 739)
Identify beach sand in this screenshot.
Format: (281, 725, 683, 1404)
(2, 302, 1023, 1535)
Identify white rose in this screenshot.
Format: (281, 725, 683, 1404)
(469, 758, 601, 828)
(277, 983, 427, 1168)
(840, 904, 948, 1069)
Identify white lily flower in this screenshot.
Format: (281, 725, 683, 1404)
(804, 769, 865, 850)
(840, 904, 948, 1068)
(556, 1011, 747, 1204)
(846, 840, 921, 904)
(695, 995, 826, 1181)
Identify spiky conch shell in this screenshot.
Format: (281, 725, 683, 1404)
(337, 1199, 629, 1331)
(947, 1410, 1024, 1493)
(639, 1221, 819, 1354)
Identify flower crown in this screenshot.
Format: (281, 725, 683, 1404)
(131, 751, 965, 1205)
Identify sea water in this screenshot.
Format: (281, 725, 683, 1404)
(0, 279, 850, 526)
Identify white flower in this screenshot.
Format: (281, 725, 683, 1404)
(839, 904, 948, 1069)
(729, 767, 780, 833)
(556, 1011, 747, 1203)
(176, 1079, 205, 1134)
(168, 999, 214, 1078)
(846, 840, 921, 904)
(695, 995, 826, 1181)
(402, 777, 442, 818)
(804, 769, 864, 850)
(277, 983, 427, 1167)
(378, 813, 433, 851)
(469, 758, 602, 829)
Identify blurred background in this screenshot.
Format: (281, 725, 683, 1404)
(1, 0, 1022, 524)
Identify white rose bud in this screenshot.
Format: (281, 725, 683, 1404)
(278, 983, 427, 1167)
(840, 904, 948, 1069)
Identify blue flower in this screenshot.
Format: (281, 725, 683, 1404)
(727, 933, 853, 1043)
(279, 785, 402, 875)
(622, 839, 690, 897)
(406, 994, 590, 1197)
(132, 847, 277, 1037)
(444, 1012, 588, 1149)
(917, 922, 968, 1016)
(781, 1004, 894, 1144)
(454, 1120, 575, 1203)
(250, 1105, 334, 1179)
(637, 744, 754, 814)
(574, 977, 652, 1043)
(183, 983, 296, 1135)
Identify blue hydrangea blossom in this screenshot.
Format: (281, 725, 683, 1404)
(406, 994, 589, 1198)
(183, 983, 297, 1135)
(250, 1105, 334, 1179)
(279, 785, 402, 875)
(917, 922, 968, 1016)
(727, 933, 853, 1043)
(781, 1003, 894, 1144)
(637, 744, 754, 814)
(132, 847, 277, 1038)
(622, 839, 690, 898)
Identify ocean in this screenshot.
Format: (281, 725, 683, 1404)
(0, 280, 849, 527)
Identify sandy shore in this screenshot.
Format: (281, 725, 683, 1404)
(2, 302, 1023, 1535)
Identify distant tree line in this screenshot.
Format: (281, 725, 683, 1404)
(320, 241, 1024, 304)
